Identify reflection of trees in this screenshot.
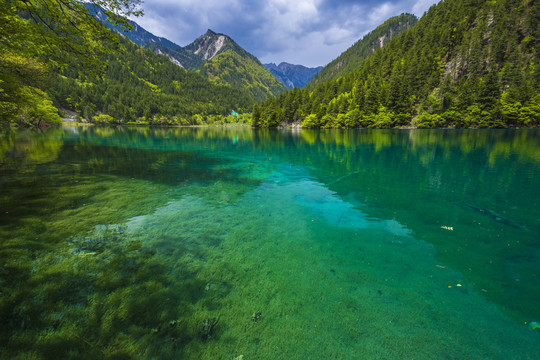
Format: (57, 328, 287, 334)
(268, 129, 540, 325)
(62, 127, 540, 171)
(137, 126, 537, 324)
(0, 128, 64, 173)
(1, 126, 539, 356)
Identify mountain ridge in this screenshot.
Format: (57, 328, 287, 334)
(50, 34, 252, 123)
(88, 5, 286, 100)
(264, 62, 323, 89)
(307, 13, 418, 88)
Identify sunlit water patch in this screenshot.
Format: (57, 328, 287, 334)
(1, 126, 539, 359)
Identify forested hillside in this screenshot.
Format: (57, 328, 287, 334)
(307, 13, 417, 88)
(0, 1, 253, 126)
(50, 36, 252, 124)
(199, 49, 287, 101)
(93, 5, 288, 102)
(0, 0, 144, 126)
(255, 0, 540, 128)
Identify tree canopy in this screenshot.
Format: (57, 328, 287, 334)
(255, 0, 540, 129)
(0, 0, 143, 126)
(49, 36, 252, 124)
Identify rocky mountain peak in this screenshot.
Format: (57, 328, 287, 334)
(186, 29, 231, 61)
(90, 8, 285, 100)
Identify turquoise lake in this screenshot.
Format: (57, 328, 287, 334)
(1, 126, 539, 359)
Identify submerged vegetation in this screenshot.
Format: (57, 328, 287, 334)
(0, 127, 262, 358)
(1, 126, 539, 358)
(2, 225, 174, 358)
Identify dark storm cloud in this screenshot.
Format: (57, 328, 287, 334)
(133, 0, 439, 67)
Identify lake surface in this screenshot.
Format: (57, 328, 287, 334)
(1, 126, 539, 359)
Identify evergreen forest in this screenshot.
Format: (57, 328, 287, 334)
(0, 0, 253, 127)
(307, 13, 418, 88)
(49, 37, 253, 125)
(254, 0, 540, 128)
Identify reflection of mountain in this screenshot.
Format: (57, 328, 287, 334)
(294, 186, 411, 236)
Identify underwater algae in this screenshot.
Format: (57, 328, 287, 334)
(0, 128, 259, 359)
(1, 126, 539, 359)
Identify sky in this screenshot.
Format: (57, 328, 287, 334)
(131, 0, 440, 68)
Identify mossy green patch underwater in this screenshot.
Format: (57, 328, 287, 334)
(1, 126, 539, 359)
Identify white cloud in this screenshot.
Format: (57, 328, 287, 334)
(370, 2, 399, 25)
(412, 0, 437, 16)
(133, 0, 441, 67)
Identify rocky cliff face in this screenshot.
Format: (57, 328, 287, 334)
(185, 30, 229, 61)
(264, 63, 323, 89)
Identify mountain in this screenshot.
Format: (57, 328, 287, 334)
(307, 13, 418, 88)
(87, 3, 196, 68)
(254, 0, 539, 129)
(264, 63, 323, 89)
(50, 35, 252, 123)
(184, 30, 230, 65)
(190, 30, 287, 101)
(128, 27, 286, 101)
(90, 6, 178, 50)
(89, 5, 286, 101)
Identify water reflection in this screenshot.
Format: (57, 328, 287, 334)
(0, 126, 539, 358)
(0, 128, 64, 174)
(7, 126, 534, 167)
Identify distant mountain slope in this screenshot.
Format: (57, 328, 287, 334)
(255, 0, 539, 128)
(88, 4, 181, 50)
(307, 13, 418, 88)
(264, 62, 323, 89)
(89, 5, 286, 101)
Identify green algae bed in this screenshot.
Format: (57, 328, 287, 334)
(1, 126, 539, 359)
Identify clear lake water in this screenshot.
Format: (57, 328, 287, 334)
(0, 125, 539, 359)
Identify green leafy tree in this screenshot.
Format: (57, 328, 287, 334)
(251, 104, 261, 126)
(301, 114, 320, 128)
(15, 88, 62, 126)
(345, 108, 361, 128)
(0, 0, 143, 126)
